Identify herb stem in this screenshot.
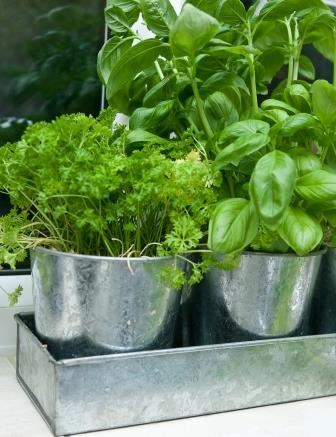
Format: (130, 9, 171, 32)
(154, 60, 165, 80)
(189, 67, 213, 140)
(246, 20, 258, 115)
(292, 19, 301, 81)
(285, 17, 294, 87)
(333, 28, 336, 87)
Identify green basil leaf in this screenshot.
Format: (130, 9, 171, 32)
(312, 14, 336, 61)
(125, 129, 168, 146)
(214, 133, 269, 169)
(105, 5, 133, 34)
(143, 75, 176, 107)
(259, 0, 327, 20)
(97, 36, 133, 85)
(187, 0, 246, 24)
(278, 207, 323, 256)
(106, 0, 139, 24)
(288, 148, 322, 176)
(250, 151, 297, 227)
(296, 170, 336, 202)
(219, 119, 270, 144)
(216, 0, 247, 25)
(204, 92, 239, 128)
(170, 4, 219, 57)
(324, 210, 336, 227)
(200, 71, 250, 97)
(262, 109, 290, 124)
(261, 99, 298, 114)
(186, 0, 220, 16)
(208, 198, 259, 254)
(299, 55, 316, 80)
(207, 44, 261, 58)
(140, 0, 177, 36)
(311, 79, 336, 129)
(258, 48, 286, 83)
(284, 84, 311, 113)
(275, 113, 321, 138)
(106, 39, 171, 112)
(129, 100, 175, 131)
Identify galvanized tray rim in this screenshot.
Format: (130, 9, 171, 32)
(15, 312, 336, 367)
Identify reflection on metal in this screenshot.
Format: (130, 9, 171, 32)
(16, 313, 336, 436)
(187, 252, 323, 345)
(31, 248, 184, 353)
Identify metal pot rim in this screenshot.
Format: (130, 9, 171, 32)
(30, 247, 177, 262)
(241, 249, 326, 258)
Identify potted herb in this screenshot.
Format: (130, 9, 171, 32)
(97, 0, 336, 343)
(190, 0, 336, 343)
(0, 110, 219, 352)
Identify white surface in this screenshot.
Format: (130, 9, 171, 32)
(0, 275, 32, 307)
(0, 275, 33, 355)
(1, 355, 336, 437)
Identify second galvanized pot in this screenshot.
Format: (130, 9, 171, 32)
(31, 248, 185, 354)
(186, 251, 324, 345)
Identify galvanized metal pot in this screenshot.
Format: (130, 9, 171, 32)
(311, 248, 336, 334)
(187, 251, 324, 345)
(31, 248, 185, 353)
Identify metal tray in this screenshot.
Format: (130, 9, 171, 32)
(16, 313, 336, 436)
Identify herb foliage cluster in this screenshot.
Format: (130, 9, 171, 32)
(97, 0, 336, 262)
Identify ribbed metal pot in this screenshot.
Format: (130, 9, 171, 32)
(311, 248, 336, 334)
(187, 251, 324, 345)
(31, 248, 185, 353)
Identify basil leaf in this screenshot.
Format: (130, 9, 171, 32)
(216, 0, 247, 25)
(105, 6, 133, 34)
(289, 148, 322, 176)
(129, 100, 175, 131)
(143, 75, 176, 107)
(278, 207, 323, 256)
(258, 48, 286, 83)
(262, 109, 290, 124)
(261, 99, 298, 114)
(275, 113, 321, 138)
(170, 4, 219, 57)
(97, 36, 133, 85)
(187, 0, 246, 24)
(259, 0, 327, 20)
(296, 170, 336, 202)
(126, 129, 168, 146)
(219, 119, 270, 144)
(214, 133, 269, 169)
(204, 92, 239, 128)
(106, 0, 139, 25)
(250, 151, 297, 227)
(299, 55, 316, 80)
(139, 0, 177, 37)
(311, 80, 336, 129)
(106, 39, 171, 112)
(200, 71, 250, 97)
(208, 198, 259, 254)
(284, 84, 311, 113)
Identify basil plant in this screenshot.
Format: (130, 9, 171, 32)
(98, 0, 336, 260)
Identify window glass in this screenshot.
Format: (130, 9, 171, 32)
(0, 0, 105, 145)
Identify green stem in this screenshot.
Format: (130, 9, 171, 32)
(246, 21, 258, 115)
(333, 29, 336, 87)
(190, 76, 213, 139)
(292, 20, 301, 81)
(154, 60, 164, 80)
(285, 17, 294, 87)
